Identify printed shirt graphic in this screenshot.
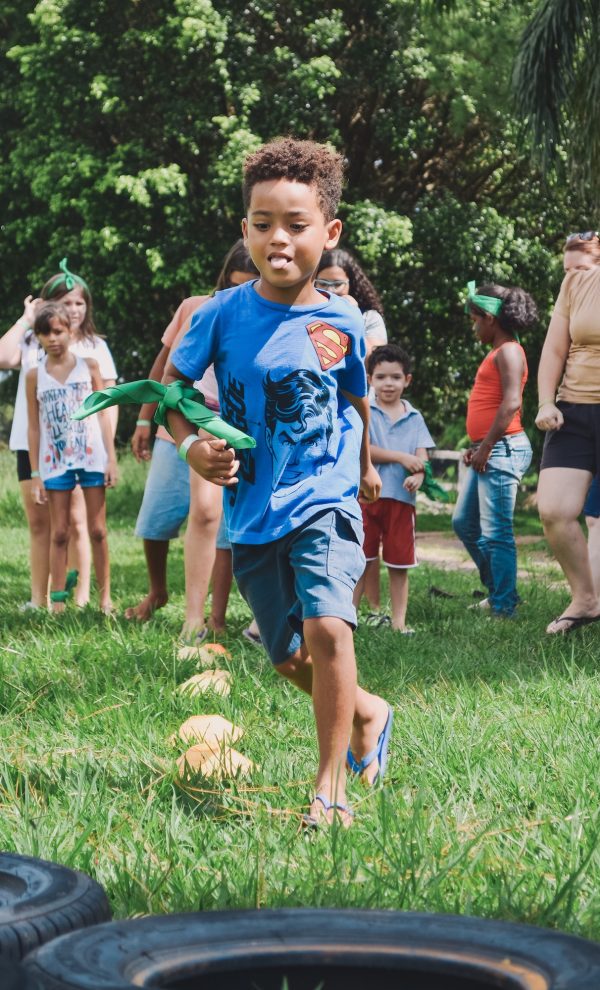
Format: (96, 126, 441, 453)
(37, 356, 107, 482)
(171, 281, 367, 544)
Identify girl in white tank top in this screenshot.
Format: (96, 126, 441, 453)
(26, 303, 118, 613)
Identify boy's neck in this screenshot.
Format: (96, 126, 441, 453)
(254, 275, 324, 307)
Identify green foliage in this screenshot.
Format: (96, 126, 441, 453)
(0, 0, 594, 442)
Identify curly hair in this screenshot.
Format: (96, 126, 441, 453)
(33, 302, 70, 336)
(469, 285, 538, 336)
(318, 248, 384, 316)
(40, 272, 97, 342)
(366, 343, 412, 377)
(243, 138, 344, 222)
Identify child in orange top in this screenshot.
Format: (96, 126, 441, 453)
(452, 282, 537, 617)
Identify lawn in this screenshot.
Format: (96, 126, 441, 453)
(1, 449, 599, 938)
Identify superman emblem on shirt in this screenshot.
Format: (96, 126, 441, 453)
(306, 320, 351, 370)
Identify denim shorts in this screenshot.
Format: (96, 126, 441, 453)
(215, 513, 231, 552)
(135, 438, 190, 540)
(45, 469, 105, 491)
(232, 508, 365, 666)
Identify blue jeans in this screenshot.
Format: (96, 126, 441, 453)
(452, 432, 532, 616)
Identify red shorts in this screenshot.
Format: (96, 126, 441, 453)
(362, 498, 417, 568)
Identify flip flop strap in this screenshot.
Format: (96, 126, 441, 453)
(314, 793, 354, 816)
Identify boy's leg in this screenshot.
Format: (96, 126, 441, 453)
(182, 469, 221, 637)
(47, 489, 73, 612)
(389, 568, 409, 630)
(81, 484, 111, 611)
(68, 485, 92, 606)
(126, 438, 190, 620)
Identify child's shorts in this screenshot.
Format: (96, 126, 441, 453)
(362, 498, 417, 568)
(44, 469, 105, 491)
(232, 508, 365, 666)
(135, 438, 190, 541)
(215, 513, 231, 552)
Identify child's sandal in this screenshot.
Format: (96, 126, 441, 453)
(49, 569, 79, 604)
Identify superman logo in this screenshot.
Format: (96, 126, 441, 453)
(306, 321, 352, 370)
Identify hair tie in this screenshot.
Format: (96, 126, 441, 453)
(464, 280, 503, 316)
(46, 257, 90, 297)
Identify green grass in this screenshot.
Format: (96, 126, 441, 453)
(1, 450, 599, 938)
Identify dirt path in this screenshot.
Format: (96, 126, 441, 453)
(416, 531, 565, 585)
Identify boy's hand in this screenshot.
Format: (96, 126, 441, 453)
(105, 459, 119, 488)
(131, 424, 152, 462)
(398, 452, 425, 473)
(187, 437, 239, 487)
(31, 478, 46, 505)
(359, 462, 381, 503)
(404, 470, 424, 493)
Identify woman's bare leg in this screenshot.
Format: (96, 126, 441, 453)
(19, 480, 50, 607)
(537, 467, 598, 629)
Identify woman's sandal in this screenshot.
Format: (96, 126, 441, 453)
(302, 793, 354, 829)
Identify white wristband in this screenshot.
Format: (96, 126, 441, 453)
(178, 434, 200, 463)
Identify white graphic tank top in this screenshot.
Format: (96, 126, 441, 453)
(36, 356, 106, 481)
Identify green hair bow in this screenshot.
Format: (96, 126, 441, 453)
(72, 379, 256, 449)
(464, 280, 503, 317)
(46, 257, 90, 297)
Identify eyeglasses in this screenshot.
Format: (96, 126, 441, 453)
(314, 278, 349, 291)
(566, 231, 599, 243)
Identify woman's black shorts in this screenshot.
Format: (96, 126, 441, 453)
(540, 402, 600, 475)
(16, 449, 32, 482)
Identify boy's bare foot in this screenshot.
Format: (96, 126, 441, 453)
(124, 593, 168, 621)
(349, 696, 392, 785)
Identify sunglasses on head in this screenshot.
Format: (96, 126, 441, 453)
(315, 278, 349, 290)
(566, 231, 599, 243)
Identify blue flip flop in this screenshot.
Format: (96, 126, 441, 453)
(302, 793, 355, 828)
(347, 704, 394, 784)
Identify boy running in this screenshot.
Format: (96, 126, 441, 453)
(355, 344, 434, 633)
(164, 138, 392, 826)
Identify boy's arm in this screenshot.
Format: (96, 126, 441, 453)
(404, 446, 428, 492)
(370, 444, 425, 473)
(162, 362, 239, 487)
(26, 369, 46, 504)
(339, 389, 381, 502)
(88, 359, 118, 487)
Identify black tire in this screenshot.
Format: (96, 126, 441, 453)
(0, 957, 42, 990)
(23, 908, 600, 989)
(0, 852, 111, 960)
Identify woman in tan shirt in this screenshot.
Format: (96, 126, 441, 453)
(536, 232, 600, 633)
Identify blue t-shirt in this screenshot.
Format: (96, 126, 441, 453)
(369, 398, 435, 506)
(171, 281, 367, 544)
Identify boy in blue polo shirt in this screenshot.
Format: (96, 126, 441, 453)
(163, 138, 392, 827)
(355, 344, 434, 633)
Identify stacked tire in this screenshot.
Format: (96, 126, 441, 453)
(18, 908, 600, 989)
(0, 852, 111, 961)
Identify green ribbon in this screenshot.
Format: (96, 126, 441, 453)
(46, 257, 90, 297)
(420, 462, 450, 503)
(50, 569, 79, 603)
(72, 379, 256, 449)
(464, 280, 503, 317)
